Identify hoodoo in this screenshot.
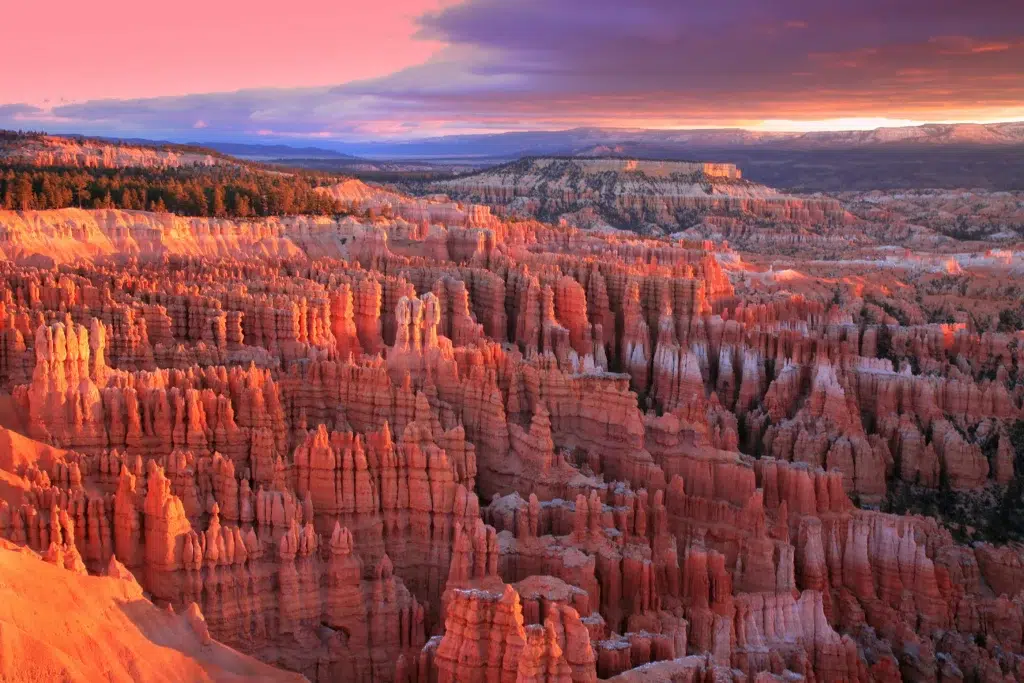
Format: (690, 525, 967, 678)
(1, 125, 1023, 683)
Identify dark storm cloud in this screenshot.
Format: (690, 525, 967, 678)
(403, 0, 1024, 114)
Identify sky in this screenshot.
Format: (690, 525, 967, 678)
(1, 0, 1022, 141)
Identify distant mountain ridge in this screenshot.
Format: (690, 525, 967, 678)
(316, 122, 1024, 159)
(11, 121, 1024, 162)
(8, 123, 1024, 192)
(196, 141, 362, 161)
(772, 122, 1024, 147)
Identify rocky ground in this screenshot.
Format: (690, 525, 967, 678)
(422, 156, 1024, 257)
(0, 140, 1023, 682)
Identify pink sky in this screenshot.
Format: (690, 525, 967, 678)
(1, 0, 1021, 139)
(0, 0, 453, 105)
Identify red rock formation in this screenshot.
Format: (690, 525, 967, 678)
(431, 585, 590, 683)
(1, 179, 1023, 683)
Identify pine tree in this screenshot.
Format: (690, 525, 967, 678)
(188, 185, 208, 215)
(212, 186, 226, 217)
(72, 176, 89, 208)
(14, 175, 34, 211)
(233, 193, 252, 217)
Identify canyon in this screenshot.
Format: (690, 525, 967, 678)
(428, 157, 849, 235)
(0, 137, 1023, 683)
(424, 157, 1023, 257)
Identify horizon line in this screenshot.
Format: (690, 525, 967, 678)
(6, 116, 1024, 147)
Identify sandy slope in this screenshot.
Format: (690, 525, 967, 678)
(0, 428, 67, 507)
(0, 427, 68, 475)
(0, 540, 307, 682)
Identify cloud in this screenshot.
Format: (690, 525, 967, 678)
(0, 103, 46, 125)
(3, 0, 1023, 139)
(929, 35, 1014, 54)
(407, 0, 1024, 105)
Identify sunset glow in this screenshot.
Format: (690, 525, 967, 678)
(753, 115, 1024, 132)
(3, 1, 1024, 678)
(1, 0, 1021, 141)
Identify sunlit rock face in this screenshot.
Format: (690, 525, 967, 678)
(429, 157, 850, 236)
(2, 158, 1024, 683)
(0, 135, 227, 170)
